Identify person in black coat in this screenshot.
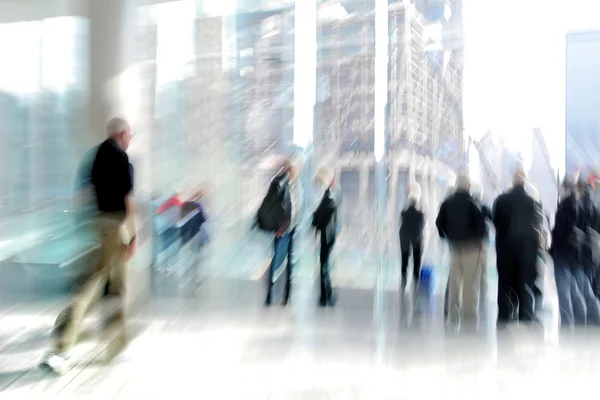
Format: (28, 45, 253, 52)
(399, 193, 425, 290)
(579, 179, 600, 298)
(577, 180, 600, 277)
(493, 170, 543, 324)
(312, 167, 339, 307)
(552, 177, 600, 325)
(437, 174, 486, 325)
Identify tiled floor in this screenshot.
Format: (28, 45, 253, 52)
(0, 275, 598, 399)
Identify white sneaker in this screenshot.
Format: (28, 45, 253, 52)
(40, 353, 69, 376)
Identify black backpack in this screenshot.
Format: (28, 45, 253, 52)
(257, 175, 292, 232)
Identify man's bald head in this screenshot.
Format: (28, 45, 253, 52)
(512, 169, 527, 187)
(107, 117, 132, 151)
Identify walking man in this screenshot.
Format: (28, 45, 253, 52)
(399, 193, 425, 291)
(493, 169, 543, 325)
(436, 173, 486, 327)
(42, 118, 137, 374)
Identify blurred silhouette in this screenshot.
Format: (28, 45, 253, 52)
(42, 118, 137, 375)
(552, 175, 600, 326)
(437, 173, 485, 327)
(493, 169, 543, 325)
(399, 192, 425, 291)
(261, 154, 304, 306)
(312, 166, 339, 306)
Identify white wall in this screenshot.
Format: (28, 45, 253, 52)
(463, 0, 600, 176)
(0, 0, 87, 23)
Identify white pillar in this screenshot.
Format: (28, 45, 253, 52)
(86, 0, 151, 311)
(87, 0, 135, 145)
(293, 0, 317, 149)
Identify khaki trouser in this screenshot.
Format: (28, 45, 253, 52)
(55, 215, 130, 354)
(448, 242, 484, 324)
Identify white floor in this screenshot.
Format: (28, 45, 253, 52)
(0, 278, 597, 400)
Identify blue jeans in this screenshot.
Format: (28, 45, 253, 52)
(555, 260, 600, 326)
(266, 229, 295, 303)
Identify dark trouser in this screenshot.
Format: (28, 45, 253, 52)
(266, 228, 295, 304)
(319, 236, 334, 305)
(497, 237, 538, 322)
(400, 235, 422, 285)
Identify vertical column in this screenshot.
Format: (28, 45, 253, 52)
(195, 16, 229, 216)
(374, 0, 388, 303)
(87, 0, 134, 146)
(293, 0, 317, 149)
(87, 0, 151, 311)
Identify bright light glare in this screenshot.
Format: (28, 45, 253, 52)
(203, 0, 236, 16)
(293, 0, 317, 149)
(0, 21, 41, 94)
(444, 3, 452, 21)
(41, 17, 78, 93)
(153, 0, 196, 87)
(373, 0, 388, 162)
(463, 0, 600, 175)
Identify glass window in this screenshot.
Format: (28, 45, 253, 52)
(0, 17, 88, 260)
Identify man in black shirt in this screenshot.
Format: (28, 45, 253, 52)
(493, 170, 543, 324)
(43, 118, 137, 375)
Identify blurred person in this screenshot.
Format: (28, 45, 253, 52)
(443, 185, 455, 316)
(590, 166, 600, 207)
(181, 189, 209, 248)
(524, 183, 550, 312)
(551, 177, 584, 325)
(582, 173, 600, 298)
(552, 176, 600, 326)
(493, 170, 543, 325)
(399, 192, 425, 291)
(576, 178, 600, 302)
(42, 118, 137, 375)
(436, 173, 486, 326)
(258, 154, 304, 306)
(312, 166, 340, 306)
(470, 183, 492, 309)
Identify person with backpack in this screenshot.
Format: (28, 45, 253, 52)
(312, 166, 340, 307)
(258, 155, 304, 306)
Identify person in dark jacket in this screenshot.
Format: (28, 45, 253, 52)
(493, 170, 543, 324)
(577, 180, 600, 276)
(580, 178, 600, 298)
(552, 177, 600, 325)
(399, 193, 425, 290)
(436, 173, 486, 325)
(312, 167, 339, 306)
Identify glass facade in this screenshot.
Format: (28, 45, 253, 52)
(0, 0, 585, 296)
(0, 17, 89, 263)
(128, 0, 466, 289)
